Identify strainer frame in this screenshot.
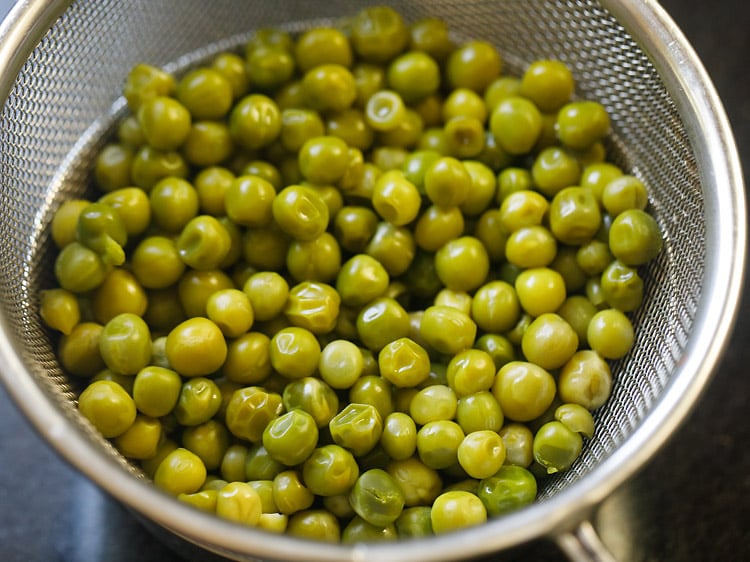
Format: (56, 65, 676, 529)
(0, 0, 744, 561)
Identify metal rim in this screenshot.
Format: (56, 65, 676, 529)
(0, 0, 744, 560)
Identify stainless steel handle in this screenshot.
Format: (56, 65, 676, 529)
(556, 520, 617, 562)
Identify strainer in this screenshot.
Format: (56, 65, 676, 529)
(0, 0, 744, 560)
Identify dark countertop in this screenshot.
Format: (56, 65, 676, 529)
(0, 1, 748, 560)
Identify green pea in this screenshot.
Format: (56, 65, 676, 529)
(492, 361, 556, 422)
(366, 222, 416, 278)
(245, 443, 285, 481)
(351, 5, 409, 64)
(556, 100, 611, 150)
(149, 176, 199, 233)
(124, 63, 175, 112)
(342, 516, 398, 543)
(165, 317, 228, 377)
(533, 420, 583, 474)
(420, 305, 477, 356)
(489, 97, 541, 155)
(416, 420, 465, 470)
(410, 385, 457, 425)
(173, 377, 222, 427)
(558, 350, 612, 410)
(224, 174, 276, 228)
(78, 379, 137, 438)
(133, 365, 182, 418)
(272, 184, 329, 242)
(98, 187, 151, 237)
(455, 391, 504, 434)
(531, 146, 581, 198)
(154, 447, 207, 496)
(430, 490, 487, 534)
(379, 412, 418, 461)
(229, 94, 281, 150)
(76, 202, 128, 266)
(434, 236, 489, 293)
(378, 337, 431, 389)
(445, 349, 496, 397)
(498, 423, 534, 467)
(608, 208, 663, 266)
(457, 430, 506, 479)
(284, 281, 341, 335)
(446, 39, 502, 92)
(580, 162, 624, 203)
(216, 481, 263, 526)
(336, 253, 389, 308)
(521, 313, 579, 371)
(182, 419, 230, 471)
(302, 64, 357, 113)
(600, 260, 644, 312)
(269, 326, 321, 380)
(601, 174, 649, 216)
(548, 186, 601, 245)
(329, 403, 383, 457)
(137, 95, 191, 151)
(99, 313, 151, 376)
(587, 308, 635, 360)
(396, 506, 434, 538)
(372, 169, 422, 226)
(263, 409, 319, 466)
(287, 510, 341, 542)
(282, 377, 339, 428)
(386, 456, 443, 507)
(350, 468, 405, 527)
(318, 339, 364, 389)
(514, 267, 567, 317)
(40, 288, 80, 336)
(519, 59, 574, 113)
(242, 271, 289, 323)
(302, 444, 359, 497)
(349, 375, 394, 421)
(555, 403, 595, 439)
(130, 145, 188, 191)
(477, 464, 537, 516)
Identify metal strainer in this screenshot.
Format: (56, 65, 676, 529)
(0, 0, 744, 560)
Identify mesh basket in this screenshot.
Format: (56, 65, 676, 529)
(0, 0, 744, 561)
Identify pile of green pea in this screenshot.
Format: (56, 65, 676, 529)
(40, 5, 663, 543)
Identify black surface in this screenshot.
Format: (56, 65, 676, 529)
(1, 1, 748, 560)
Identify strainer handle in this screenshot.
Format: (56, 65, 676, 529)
(554, 520, 617, 562)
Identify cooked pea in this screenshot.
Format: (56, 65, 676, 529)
(446, 40, 502, 92)
(587, 308, 635, 360)
(378, 337, 431, 389)
(420, 305, 477, 356)
(416, 420, 465, 470)
(434, 236, 490, 293)
(548, 186, 601, 245)
(224, 174, 276, 228)
(365, 222, 416, 277)
(302, 64, 357, 113)
(349, 375, 394, 424)
(492, 361, 556, 422)
(457, 430, 506, 479)
(284, 280, 341, 335)
(216, 481, 262, 526)
(206, 288, 254, 338)
(242, 271, 289, 323)
(431, 490, 487, 534)
(372, 169, 421, 226)
(514, 267, 567, 317)
(477, 465, 537, 516)
(173, 377, 222, 427)
(521, 313, 579, 371)
(75, 202, 128, 267)
(600, 259, 644, 312)
(133, 365, 182, 418)
(273, 470, 315, 515)
(78, 379, 137, 438)
(269, 326, 320, 379)
(533, 420, 583, 474)
(176, 215, 232, 270)
(555, 403, 595, 438)
(396, 506, 434, 538)
(601, 174, 649, 216)
(329, 403, 383, 457)
(519, 59, 574, 113)
(342, 516, 398, 543)
(531, 146, 581, 198)
(272, 184, 329, 242)
(99, 313, 151, 376)
(137, 95, 191, 151)
(263, 409, 319, 466)
(40, 288, 80, 335)
(350, 468, 405, 527)
(182, 419, 230, 471)
(319, 339, 365, 389)
(282, 377, 339, 428)
(490, 97, 542, 155)
(302, 444, 359, 497)
(350, 5, 409, 64)
(558, 350, 612, 410)
(165, 317, 227, 377)
(608, 208, 663, 266)
(499, 423, 534, 467)
(154, 447, 207, 496)
(556, 100, 610, 150)
(177, 268, 234, 318)
(229, 94, 281, 150)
